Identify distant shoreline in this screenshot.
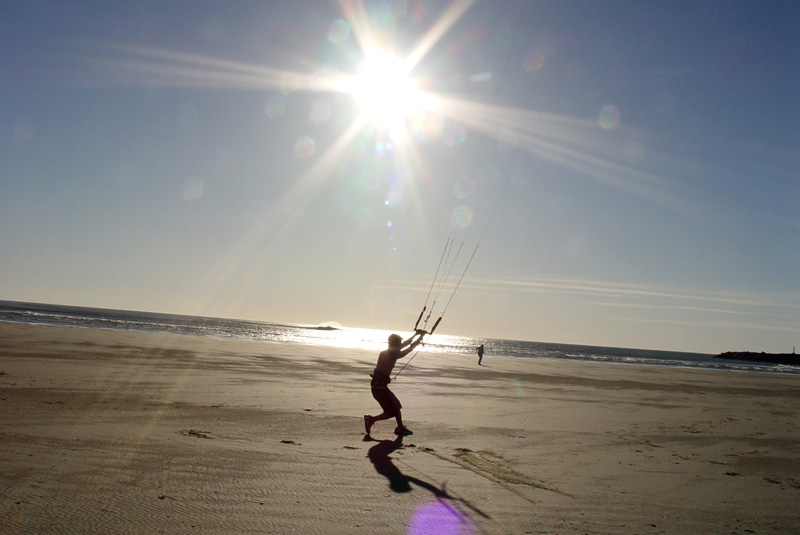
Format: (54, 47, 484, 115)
(715, 351, 799, 365)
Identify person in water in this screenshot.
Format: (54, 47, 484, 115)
(364, 331, 425, 437)
(476, 343, 484, 365)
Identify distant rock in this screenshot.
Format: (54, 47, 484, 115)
(714, 351, 799, 365)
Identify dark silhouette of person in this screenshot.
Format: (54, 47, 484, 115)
(364, 331, 424, 437)
(367, 437, 412, 492)
(366, 437, 490, 522)
(476, 343, 484, 365)
(367, 437, 452, 496)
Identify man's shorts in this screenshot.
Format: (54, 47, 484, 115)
(371, 386, 402, 416)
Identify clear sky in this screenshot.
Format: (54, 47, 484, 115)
(1, 0, 798, 354)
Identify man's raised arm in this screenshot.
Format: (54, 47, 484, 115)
(399, 332, 425, 357)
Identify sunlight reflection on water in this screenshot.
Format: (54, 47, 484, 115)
(275, 324, 478, 355)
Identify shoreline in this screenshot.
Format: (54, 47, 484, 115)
(2, 299, 796, 374)
(1, 322, 799, 534)
(3, 315, 797, 377)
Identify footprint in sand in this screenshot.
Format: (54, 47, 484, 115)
(181, 429, 211, 439)
(415, 445, 572, 500)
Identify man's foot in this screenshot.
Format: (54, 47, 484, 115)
(394, 426, 413, 436)
(364, 415, 374, 435)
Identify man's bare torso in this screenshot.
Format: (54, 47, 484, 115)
(375, 349, 401, 376)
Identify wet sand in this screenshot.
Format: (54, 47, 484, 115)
(1, 322, 798, 534)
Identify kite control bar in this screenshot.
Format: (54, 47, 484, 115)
(412, 312, 441, 338)
(413, 306, 426, 331)
(429, 316, 442, 335)
(395, 315, 441, 381)
(412, 307, 433, 338)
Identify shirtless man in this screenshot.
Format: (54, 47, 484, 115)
(364, 331, 425, 437)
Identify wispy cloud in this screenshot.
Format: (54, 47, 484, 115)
(472, 276, 800, 310)
(611, 316, 799, 334)
(382, 274, 800, 316)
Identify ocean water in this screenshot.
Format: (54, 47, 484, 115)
(1, 300, 797, 375)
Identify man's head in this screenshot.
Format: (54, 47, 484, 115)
(388, 334, 402, 348)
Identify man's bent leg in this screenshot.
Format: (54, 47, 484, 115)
(393, 410, 413, 436)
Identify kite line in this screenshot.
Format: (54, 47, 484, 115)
(394, 3, 525, 379)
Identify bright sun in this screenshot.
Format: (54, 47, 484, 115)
(351, 52, 421, 128)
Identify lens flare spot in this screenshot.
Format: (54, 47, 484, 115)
(328, 18, 350, 44)
(470, 71, 493, 83)
(375, 141, 395, 157)
(443, 124, 466, 147)
(511, 377, 525, 396)
(264, 94, 286, 117)
(451, 205, 473, 229)
(598, 105, 620, 129)
(409, 500, 475, 535)
(183, 177, 204, 202)
(523, 49, 545, 72)
(309, 99, 332, 124)
(409, 3, 427, 20)
(293, 136, 316, 159)
(411, 112, 445, 141)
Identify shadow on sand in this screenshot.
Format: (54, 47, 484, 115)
(366, 435, 490, 521)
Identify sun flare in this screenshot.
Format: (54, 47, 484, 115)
(350, 52, 422, 128)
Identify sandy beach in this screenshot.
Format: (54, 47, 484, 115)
(1, 322, 798, 534)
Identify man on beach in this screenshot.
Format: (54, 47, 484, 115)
(476, 343, 484, 365)
(364, 331, 425, 437)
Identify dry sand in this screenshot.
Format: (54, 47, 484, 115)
(1, 322, 798, 534)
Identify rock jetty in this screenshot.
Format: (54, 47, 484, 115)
(715, 351, 799, 365)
